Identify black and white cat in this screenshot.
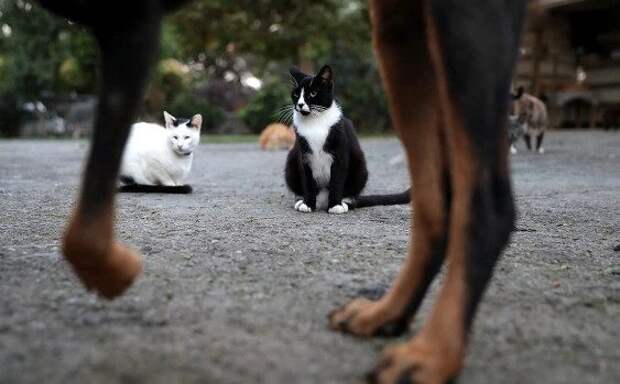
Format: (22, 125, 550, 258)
(119, 111, 202, 193)
(284, 65, 410, 214)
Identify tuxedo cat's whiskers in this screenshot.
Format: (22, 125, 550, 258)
(311, 106, 328, 112)
(275, 105, 295, 125)
(310, 106, 328, 116)
(275, 111, 293, 126)
(274, 107, 289, 122)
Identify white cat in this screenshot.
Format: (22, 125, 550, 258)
(119, 111, 202, 193)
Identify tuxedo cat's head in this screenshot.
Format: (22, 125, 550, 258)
(289, 65, 334, 117)
(163, 111, 202, 156)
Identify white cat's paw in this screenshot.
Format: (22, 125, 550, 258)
(538, 147, 545, 154)
(294, 200, 312, 213)
(328, 202, 349, 214)
(510, 145, 517, 155)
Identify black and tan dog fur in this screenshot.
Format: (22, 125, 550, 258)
(329, 1, 526, 383)
(37, 1, 525, 383)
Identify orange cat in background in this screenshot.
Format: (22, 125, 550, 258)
(258, 123, 295, 150)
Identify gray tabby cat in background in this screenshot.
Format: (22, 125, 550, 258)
(510, 86, 548, 154)
(508, 114, 525, 154)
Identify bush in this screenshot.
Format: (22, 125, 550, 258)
(326, 43, 390, 133)
(165, 91, 226, 133)
(156, 59, 191, 96)
(238, 82, 290, 134)
(59, 57, 91, 91)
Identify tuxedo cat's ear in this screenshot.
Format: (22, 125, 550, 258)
(163, 111, 176, 128)
(314, 65, 333, 87)
(289, 67, 306, 87)
(190, 114, 203, 130)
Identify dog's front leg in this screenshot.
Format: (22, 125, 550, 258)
(62, 9, 163, 299)
(346, 1, 526, 383)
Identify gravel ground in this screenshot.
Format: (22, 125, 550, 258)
(0, 130, 618, 384)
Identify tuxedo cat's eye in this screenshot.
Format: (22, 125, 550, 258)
(310, 91, 318, 98)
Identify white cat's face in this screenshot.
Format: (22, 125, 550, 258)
(163, 111, 202, 156)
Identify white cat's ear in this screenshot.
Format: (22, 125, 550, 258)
(190, 114, 203, 130)
(163, 111, 176, 128)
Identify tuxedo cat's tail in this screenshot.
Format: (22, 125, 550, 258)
(348, 188, 411, 209)
(119, 184, 193, 194)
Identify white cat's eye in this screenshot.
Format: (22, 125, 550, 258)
(184, 136, 190, 140)
(173, 135, 178, 140)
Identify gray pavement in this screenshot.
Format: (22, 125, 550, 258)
(0, 130, 618, 384)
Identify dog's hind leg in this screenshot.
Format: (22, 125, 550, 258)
(61, 5, 164, 299)
(363, 1, 526, 383)
(330, 0, 450, 338)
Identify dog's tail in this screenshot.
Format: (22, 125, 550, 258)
(348, 188, 411, 209)
(119, 184, 193, 194)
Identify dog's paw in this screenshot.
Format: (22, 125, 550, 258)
(329, 297, 409, 337)
(366, 338, 462, 384)
(294, 200, 312, 213)
(63, 239, 142, 299)
(328, 202, 348, 214)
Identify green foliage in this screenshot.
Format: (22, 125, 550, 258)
(160, 22, 183, 59)
(0, 55, 6, 83)
(156, 58, 191, 97)
(0, 0, 391, 136)
(0, 0, 98, 135)
(328, 43, 390, 133)
(59, 57, 90, 90)
(165, 91, 226, 133)
(167, 1, 342, 66)
(239, 82, 289, 133)
(60, 30, 98, 92)
(168, 0, 389, 133)
(0, 1, 97, 97)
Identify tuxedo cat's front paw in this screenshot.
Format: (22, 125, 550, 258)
(294, 200, 312, 213)
(328, 202, 348, 214)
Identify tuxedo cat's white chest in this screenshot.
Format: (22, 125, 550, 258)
(297, 124, 332, 187)
(294, 103, 342, 188)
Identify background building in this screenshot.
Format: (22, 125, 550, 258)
(516, 0, 620, 128)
